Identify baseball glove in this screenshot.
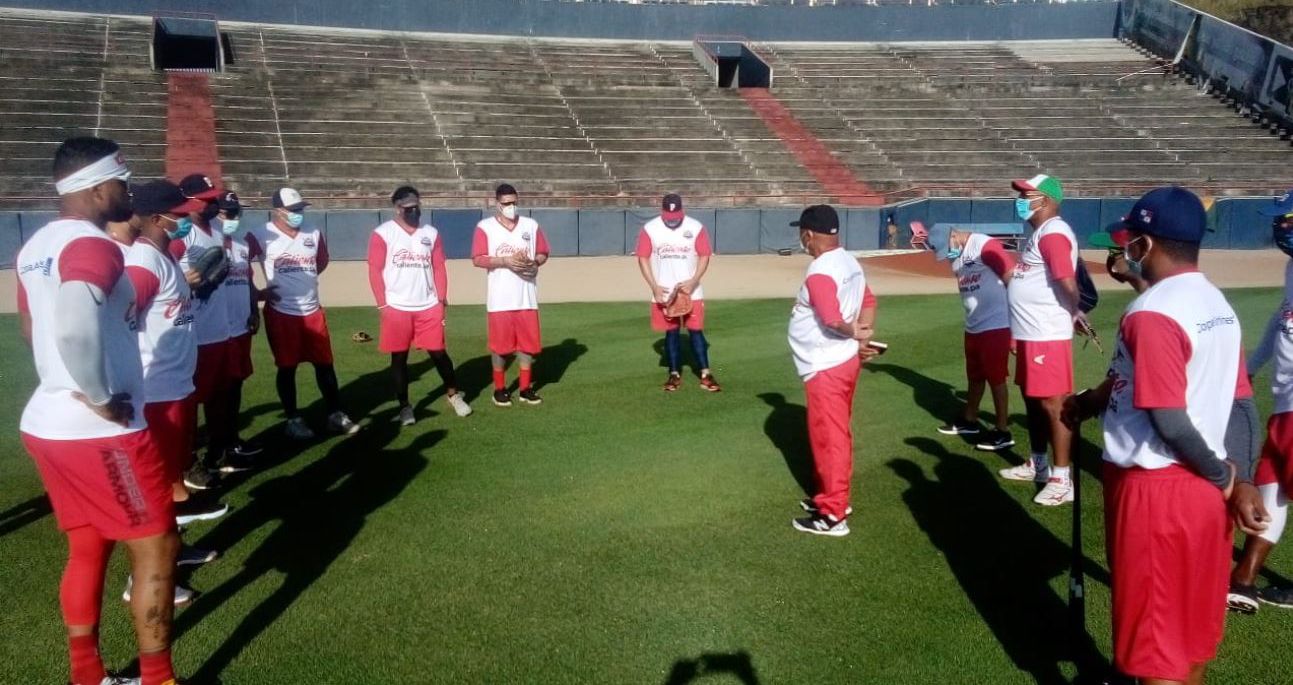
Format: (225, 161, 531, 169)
(664, 288, 693, 319)
(190, 245, 230, 300)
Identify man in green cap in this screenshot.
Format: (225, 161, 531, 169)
(1090, 224, 1147, 294)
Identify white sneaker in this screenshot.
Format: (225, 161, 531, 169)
(284, 417, 315, 441)
(398, 405, 416, 426)
(999, 461, 1048, 483)
(122, 576, 193, 606)
(100, 677, 140, 685)
(1034, 477, 1074, 506)
(447, 392, 473, 417)
(328, 411, 360, 435)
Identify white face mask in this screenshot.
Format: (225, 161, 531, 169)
(501, 205, 518, 220)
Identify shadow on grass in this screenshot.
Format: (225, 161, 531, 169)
(891, 436, 1111, 685)
(0, 494, 50, 538)
(652, 333, 711, 379)
(664, 650, 760, 684)
(443, 337, 588, 403)
(758, 392, 814, 496)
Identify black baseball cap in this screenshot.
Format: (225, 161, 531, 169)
(1113, 186, 1207, 244)
(662, 193, 684, 222)
(216, 190, 243, 217)
(178, 173, 221, 201)
(132, 180, 206, 216)
(791, 205, 840, 235)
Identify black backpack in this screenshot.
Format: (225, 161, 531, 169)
(1076, 260, 1099, 313)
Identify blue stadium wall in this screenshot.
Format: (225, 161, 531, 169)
(0, 198, 1278, 268)
(0, 0, 1119, 41)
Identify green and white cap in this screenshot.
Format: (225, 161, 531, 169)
(1011, 174, 1063, 203)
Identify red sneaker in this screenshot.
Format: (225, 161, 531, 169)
(699, 373, 721, 392)
(663, 373, 682, 392)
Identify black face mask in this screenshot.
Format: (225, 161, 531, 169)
(401, 207, 422, 226)
(200, 202, 220, 222)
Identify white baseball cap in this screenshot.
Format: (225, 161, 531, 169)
(272, 187, 310, 211)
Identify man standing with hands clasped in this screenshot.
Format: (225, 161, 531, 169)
(787, 205, 878, 537)
(1065, 187, 1266, 685)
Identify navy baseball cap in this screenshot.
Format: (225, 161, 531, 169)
(791, 205, 840, 235)
(1114, 186, 1207, 244)
(1258, 189, 1293, 217)
(179, 173, 221, 201)
(662, 193, 684, 223)
(132, 180, 206, 216)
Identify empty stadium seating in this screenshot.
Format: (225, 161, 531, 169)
(0, 8, 1289, 210)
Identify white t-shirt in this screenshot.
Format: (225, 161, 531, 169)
(17, 219, 146, 439)
(222, 227, 260, 339)
(126, 238, 196, 403)
(1102, 272, 1243, 470)
(635, 216, 712, 301)
(952, 233, 1011, 334)
(252, 221, 327, 317)
(172, 224, 229, 346)
(371, 220, 442, 311)
(1008, 217, 1078, 342)
(788, 247, 866, 381)
(473, 216, 547, 313)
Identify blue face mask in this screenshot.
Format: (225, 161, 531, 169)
(165, 215, 193, 240)
(220, 218, 240, 236)
(946, 246, 962, 260)
(1124, 236, 1149, 279)
(285, 211, 304, 229)
(1015, 197, 1038, 222)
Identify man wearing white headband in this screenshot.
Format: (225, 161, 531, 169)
(16, 136, 182, 685)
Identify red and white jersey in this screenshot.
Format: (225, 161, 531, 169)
(251, 221, 328, 316)
(223, 229, 261, 339)
(472, 216, 550, 313)
(635, 216, 712, 301)
(369, 220, 445, 312)
(952, 233, 1013, 334)
(169, 223, 228, 346)
(788, 247, 866, 380)
(1102, 271, 1244, 470)
(1008, 217, 1077, 341)
(16, 219, 145, 439)
(126, 238, 196, 403)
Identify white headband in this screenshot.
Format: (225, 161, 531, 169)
(54, 152, 131, 196)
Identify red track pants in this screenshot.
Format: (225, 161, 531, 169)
(805, 355, 860, 520)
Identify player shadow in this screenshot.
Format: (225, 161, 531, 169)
(664, 650, 760, 684)
(172, 414, 439, 682)
(889, 437, 1111, 685)
(448, 338, 587, 404)
(0, 494, 51, 538)
(758, 392, 815, 496)
(538, 337, 588, 388)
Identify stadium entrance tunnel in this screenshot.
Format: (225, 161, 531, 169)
(152, 16, 227, 71)
(694, 40, 772, 88)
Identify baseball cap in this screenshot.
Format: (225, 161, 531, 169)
(1258, 188, 1293, 217)
(1011, 174, 1064, 203)
(1113, 186, 1207, 244)
(790, 205, 840, 235)
(132, 180, 206, 216)
(178, 173, 221, 201)
(272, 187, 310, 211)
(391, 185, 420, 207)
(662, 193, 685, 223)
(216, 190, 243, 217)
(1089, 222, 1134, 250)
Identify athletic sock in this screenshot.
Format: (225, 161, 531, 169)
(69, 634, 105, 685)
(139, 649, 175, 685)
(1030, 453, 1050, 473)
(1051, 465, 1071, 482)
(493, 369, 506, 391)
(519, 367, 532, 391)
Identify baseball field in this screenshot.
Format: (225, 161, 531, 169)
(3, 282, 1293, 683)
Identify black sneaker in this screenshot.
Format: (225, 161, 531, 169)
(1258, 585, 1293, 609)
(975, 430, 1017, 452)
(518, 388, 543, 405)
(1228, 582, 1260, 614)
(174, 493, 229, 526)
(232, 440, 263, 457)
(215, 449, 256, 474)
(183, 464, 221, 491)
(177, 543, 220, 566)
(799, 498, 853, 517)
(937, 419, 981, 436)
(492, 389, 513, 407)
(792, 512, 850, 537)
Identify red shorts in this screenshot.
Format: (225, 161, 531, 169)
(487, 309, 541, 356)
(1255, 412, 1293, 490)
(227, 332, 254, 381)
(964, 328, 1011, 385)
(1104, 463, 1230, 681)
(22, 430, 175, 540)
(144, 398, 197, 483)
(650, 299, 707, 333)
(380, 304, 446, 353)
(264, 307, 335, 368)
(1014, 339, 1073, 398)
(193, 340, 231, 404)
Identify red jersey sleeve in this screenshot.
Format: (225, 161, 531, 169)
(471, 227, 491, 268)
(534, 227, 550, 258)
(316, 234, 330, 274)
(1038, 233, 1075, 280)
(17, 279, 28, 314)
(60, 237, 125, 293)
(367, 232, 387, 308)
(1236, 350, 1254, 400)
(862, 285, 877, 310)
(1122, 310, 1191, 410)
(125, 265, 160, 312)
(432, 237, 447, 304)
(695, 228, 713, 257)
(168, 238, 187, 262)
(805, 273, 844, 327)
(634, 229, 653, 259)
(980, 238, 1016, 280)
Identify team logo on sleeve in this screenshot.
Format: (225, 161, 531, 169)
(303, 237, 316, 248)
(420, 237, 433, 246)
(521, 232, 531, 242)
(19, 257, 53, 276)
(683, 231, 694, 239)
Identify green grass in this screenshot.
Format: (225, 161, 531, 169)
(3, 290, 1293, 684)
